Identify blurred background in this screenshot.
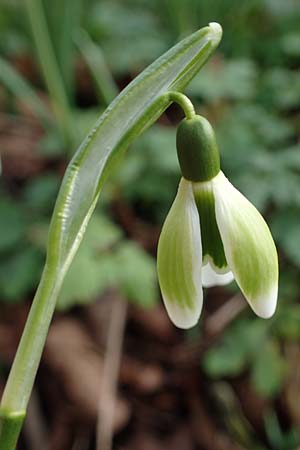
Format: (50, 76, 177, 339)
(1, 0, 300, 449)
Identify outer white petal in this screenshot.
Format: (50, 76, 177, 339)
(213, 172, 278, 318)
(157, 178, 203, 329)
(202, 262, 234, 288)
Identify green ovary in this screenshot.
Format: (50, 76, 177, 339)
(193, 182, 227, 270)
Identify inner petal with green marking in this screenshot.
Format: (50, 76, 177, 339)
(192, 178, 228, 270)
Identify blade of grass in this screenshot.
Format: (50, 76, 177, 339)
(74, 29, 119, 106)
(42, 0, 83, 101)
(25, 0, 78, 147)
(0, 56, 52, 126)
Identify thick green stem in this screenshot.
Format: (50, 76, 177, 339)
(0, 264, 61, 450)
(0, 412, 25, 450)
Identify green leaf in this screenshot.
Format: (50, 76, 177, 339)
(87, 1, 168, 75)
(281, 32, 300, 57)
(187, 58, 257, 101)
(0, 55, 51, 125)
(263, 68, 300, 110)
(203, 343, 247, 377)
(251, 342, 285, 397)
(75, 29, 119, 106)
(23, 174, 60, 214)
(131, 125, 178, 173)
(274, 305, 300, 340)
(271, 209, 300, 266)
(264, 411, 300, 450)
(0, 248, 43, 302)
(47, 23, 222, 288)
(203, 319, 268, 377)
(116, 124, 179, 222)
(57, 216, 157, 309)
(57, 214, 122, 309)
(25, 0, 78, 146)
(0, 197, 26, 253)
(57, 247, 115, 310)
(276, 145, 300, 170)
(42, 0, 83, 100)
(116, 242, 157, 308)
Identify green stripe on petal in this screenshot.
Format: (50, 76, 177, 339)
(157, 178, 203, 329)
(193, 178, 228, 270)
(213, 172, 278, 318)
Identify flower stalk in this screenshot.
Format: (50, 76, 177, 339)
(0, 265, 61, 450)
(165, 91, 196, 119)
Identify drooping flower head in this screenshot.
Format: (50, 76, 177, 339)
(157, 114, 278, 329)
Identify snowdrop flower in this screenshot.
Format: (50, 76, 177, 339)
(157, 115, 278, 329)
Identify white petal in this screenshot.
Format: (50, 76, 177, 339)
(157, 178, 203, 329)
(213, 172, 278, 318)
(202, 262, 234, 288)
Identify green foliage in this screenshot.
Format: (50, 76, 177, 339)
(57, 214, 121, 309)
(271, 209, 300, 266)
(264, 412, 300, 450)
(0, 1, 30, 55)
(203, 319, 267, 377)
(187, 59, 258, 101)
(0, 194, 45, 303)
(86, 0, 168, 75)
(0, 248, 43, 302)
(58, 214, 158, 309)
(114, 242, 157, 307)
(0, 55, 52, 124)
(75, 30, 119, 106)
(274, 304, 300, 340)
(203, 318, 286, 397)
(42, 0, 83, 100)
(117, 125, 179, 223)
(0, 197, 26, 253)
(263, 68, 300, 110)
(23, 174, 61, 214)
(251, 342, 286, 397)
